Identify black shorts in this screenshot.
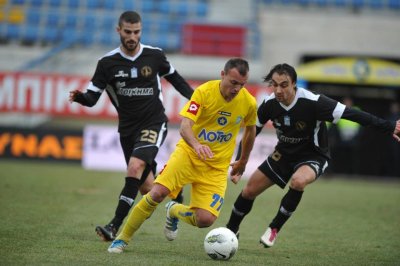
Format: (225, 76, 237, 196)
(119, 122, 168, 166)
(258, 150, 328, 189)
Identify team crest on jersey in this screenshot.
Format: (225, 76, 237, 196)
(141, 66, 152, 77)
(131, 67, 138, 78)
(295, 121, 307, 131)
(217, 116, 227, 126)
(235, 116, 243, 125)
(115, 70, 128, 78)
(187, 101, 200, 115)
(284, 115, 290, 126)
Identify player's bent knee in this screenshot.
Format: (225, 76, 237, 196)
(195, 210, 216, 228)
(290, 176, 307, 190)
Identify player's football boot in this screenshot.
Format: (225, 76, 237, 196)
(95, 223, 117, 242)
(164, 201, 179, 241)
(107, 239, 127, 254)
(260, 227, 278, 248)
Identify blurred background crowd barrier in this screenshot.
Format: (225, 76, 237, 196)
(0, 0, 399, 177)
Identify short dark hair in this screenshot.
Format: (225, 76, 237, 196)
(263, 63, 297, 84)
(224, 58, 249, 76)
(119, 11, 141, 27)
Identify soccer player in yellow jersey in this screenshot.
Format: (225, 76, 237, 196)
(108, 58, 257, 253)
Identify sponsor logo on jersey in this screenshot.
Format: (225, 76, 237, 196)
(187, 101, 200, 115)
(295, 121, 307, 131)
(141, 66, 152, 77)
(217, 116, 227, 126)
(117, 87, 154, 96)
(198, 129, 232, 143)
(131, 67, 138, 78)
(218, 111, 231, 116)
(115, 70, 129, 78)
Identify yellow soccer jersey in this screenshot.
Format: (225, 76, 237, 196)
(178, 79, 257, 168)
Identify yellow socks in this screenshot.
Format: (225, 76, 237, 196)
(117, 193, 158, 242)
(170, 203, 197, 227)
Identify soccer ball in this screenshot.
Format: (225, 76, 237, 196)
(204, 227, 238, 260)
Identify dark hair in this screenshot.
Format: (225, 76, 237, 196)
(119, 11, 141, 27)
(224, 58, 249, 76)
(263, 63, 297, 84)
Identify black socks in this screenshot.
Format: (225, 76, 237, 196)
(110, 177, 140, 229)
(269, 187, 303, 231)
(226, 192, 255, 233)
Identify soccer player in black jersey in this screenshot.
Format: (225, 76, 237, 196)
(226, 63, 400, 248)
(69, 11, 193, 241)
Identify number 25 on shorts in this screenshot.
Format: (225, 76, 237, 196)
(210, 193, 224, 211)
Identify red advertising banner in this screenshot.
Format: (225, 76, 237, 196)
(0, 71, 270, 124)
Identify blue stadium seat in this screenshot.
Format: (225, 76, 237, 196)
(297, 0, 311, 6)
(314, 0, 328, 6)
(5, 24, 21, 40)
(64, 13, 79, 28)
(61, 28, 80, 43)
(25, 9, 41, 25)
(351, 0, 365, 8)
(21, 25, 40, 42)
(175, 2, 189, 16)
(42, 27, 59, 43)
(82, 13, 97, 28)
(195, 2, 208, 16)
(101, 14, 116, 30)
(48, 0, 62, 8)
(122, 0, 136, 10)
(369, 0, 384, 9)
(45, 12, 60, 27)
(142, 0, 155, 12)
(67, 0, 79, 9)
(11, 0, 26, 5)
(333, 0, 347, 7)
(388, 0, 400, 9)
(86, 0, 100, 9)
(103, 0, 117, 10)
(99, 30, 119, 46)
(30, 0, 44, 7)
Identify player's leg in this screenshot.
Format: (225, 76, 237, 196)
(166, 165, 227, 234)
(155, 147, 189, 241)
(261, 156, 327, 247)
(97, 123, 167, 241)
(226, 168, 274, 236)
(108, 183, 170, 253)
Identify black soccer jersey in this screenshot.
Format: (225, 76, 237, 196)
(257, 87, 395, 159)
(87, 45, 189, 136)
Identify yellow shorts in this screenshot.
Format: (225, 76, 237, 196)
(155, 145, 228, 217)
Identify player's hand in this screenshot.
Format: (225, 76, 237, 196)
(393, 120, 400, 142)
(229, 160, 247, 183)
(229, 173, 242, 184)
(69, 89, 82, 103)
(193, 144, 213, 160)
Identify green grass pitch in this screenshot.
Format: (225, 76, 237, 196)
(1, 159, 399, 265)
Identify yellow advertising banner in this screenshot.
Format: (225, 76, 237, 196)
(297, 57, 400, 86)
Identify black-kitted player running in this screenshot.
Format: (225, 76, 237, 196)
(69, 11, 193, 241)
(226, 63, 400, 247)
